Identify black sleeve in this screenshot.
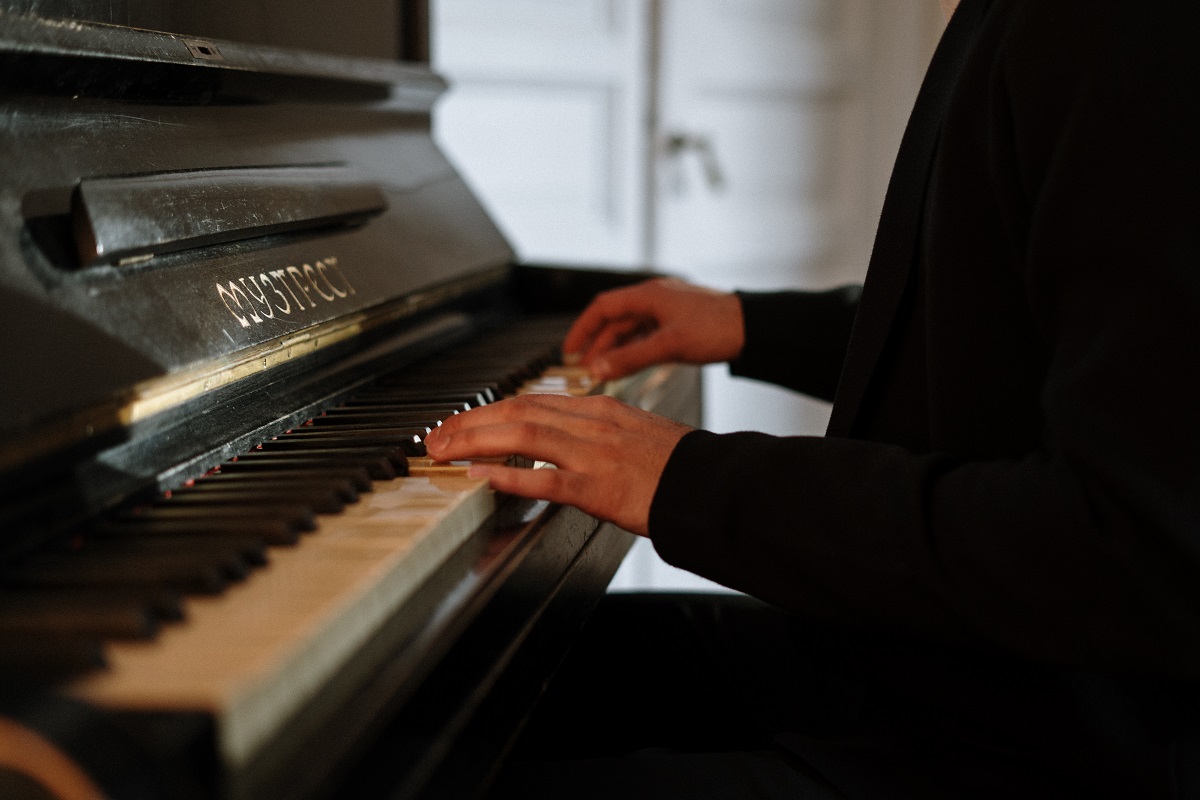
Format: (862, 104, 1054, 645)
(649, 0, 1200, 679)
(729, 287, 861, 404)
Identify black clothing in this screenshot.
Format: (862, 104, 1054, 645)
(494, 595, 848, 800)
(495, 594, 1106, 800)
(643, 0, 1200, 795)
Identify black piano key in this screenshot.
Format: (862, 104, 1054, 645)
(0, 634, 107, 675)
(309, 414, 457, 432)
(0, 586, 186, 622)
(199, 469, 374, 493)
(280, 426, 432, 458)
(287, 426, 430, 448)
(303, 415, 449, 432)
(174, 479, 357, 503)
(345, 389, 490, 407)
(88, 536, 269, 568)
(239, 443, 412, 464)
(300, 419, 437, 436)
(233, 448, 407, 477)
(5, 556, 231, 595)
(259, 436, 425, 459)
(270, 429, 427, 454)
(219, 455, 398, 481)
(326, 401, 471, 414)
(116, 504, 316, 533)
(254, 439, 410, 461)
(276, 427, 428, 438)
(300, 421, 437, 439)
(76, 548, 252, 582)
(358, 384, 500, 403)
(315, 405, 466, 421)
(97, 519, 300, 547)
(0, 597, 158, 639)
(102, 586, 185, 621)
(157, 488, 346, 515)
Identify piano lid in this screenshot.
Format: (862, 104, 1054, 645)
(0, 10, 515, 465)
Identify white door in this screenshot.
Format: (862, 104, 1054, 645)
(431, 0, 652, 266)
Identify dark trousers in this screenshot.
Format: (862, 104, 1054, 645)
(489, 592, 847, 799)
(487, 593, 1129, 800)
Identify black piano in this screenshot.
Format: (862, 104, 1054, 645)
(0, 5, 700, 798)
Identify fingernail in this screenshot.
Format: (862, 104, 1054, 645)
(591, 357, 609, 381)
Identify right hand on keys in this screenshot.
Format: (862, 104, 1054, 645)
(563, 278, 745, 382)
(424, 393, 692, 536)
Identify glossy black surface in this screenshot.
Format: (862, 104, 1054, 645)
(0, 11, 510, 446)
(72, 165, 388, 267)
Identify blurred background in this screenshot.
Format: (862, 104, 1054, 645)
(430, 0, 945, 591)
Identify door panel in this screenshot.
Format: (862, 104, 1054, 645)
(432, 0, 651, 265)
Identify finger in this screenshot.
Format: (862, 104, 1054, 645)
(425, 417, 590, 466)
(563, 282, 665, 356)
(431, 394, 604, 442)
(591, 328, 679, 381)
(582, 317, 645, 366)
(466, 463, 591, 509)
(427, 394, 642, 465)
(469, 463, 649, 533)
(563, 292, 633, 356)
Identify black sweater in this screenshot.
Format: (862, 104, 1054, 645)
(648, 0, 1200, 795)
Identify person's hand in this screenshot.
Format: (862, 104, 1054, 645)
(563, 278, 744, 382)
(423, 394, 692, 536)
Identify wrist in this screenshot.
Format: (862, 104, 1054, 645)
(721, 292, 746, 362)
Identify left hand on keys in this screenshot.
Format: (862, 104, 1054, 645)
(423, 394, 692, 536)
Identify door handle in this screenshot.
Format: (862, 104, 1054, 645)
(663, 132, 726, 191)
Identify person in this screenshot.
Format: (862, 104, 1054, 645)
(424, 0, 1200, 796)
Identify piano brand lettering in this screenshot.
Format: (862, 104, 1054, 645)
(217, 257, 356, 328)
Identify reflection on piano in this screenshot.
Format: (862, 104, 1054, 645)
(0, 10, 700, 799)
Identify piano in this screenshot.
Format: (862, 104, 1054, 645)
(0, 6, 701, 799)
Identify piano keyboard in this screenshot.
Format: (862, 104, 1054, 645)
(0, 317, 627, 769)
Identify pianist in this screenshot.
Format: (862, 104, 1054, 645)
(424, 0, 1200, 796)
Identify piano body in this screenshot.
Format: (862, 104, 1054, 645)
(0, 7, 700, 799)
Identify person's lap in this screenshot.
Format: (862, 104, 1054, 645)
(487, 592, 1085, 800)
(494, 747, 844, 800)
(488, 592, 850, 799)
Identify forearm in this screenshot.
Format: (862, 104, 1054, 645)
(730, 286, 861, 403)
(649, 430, 1200, 678)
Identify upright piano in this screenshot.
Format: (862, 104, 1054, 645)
(0, 7, 701, 799)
